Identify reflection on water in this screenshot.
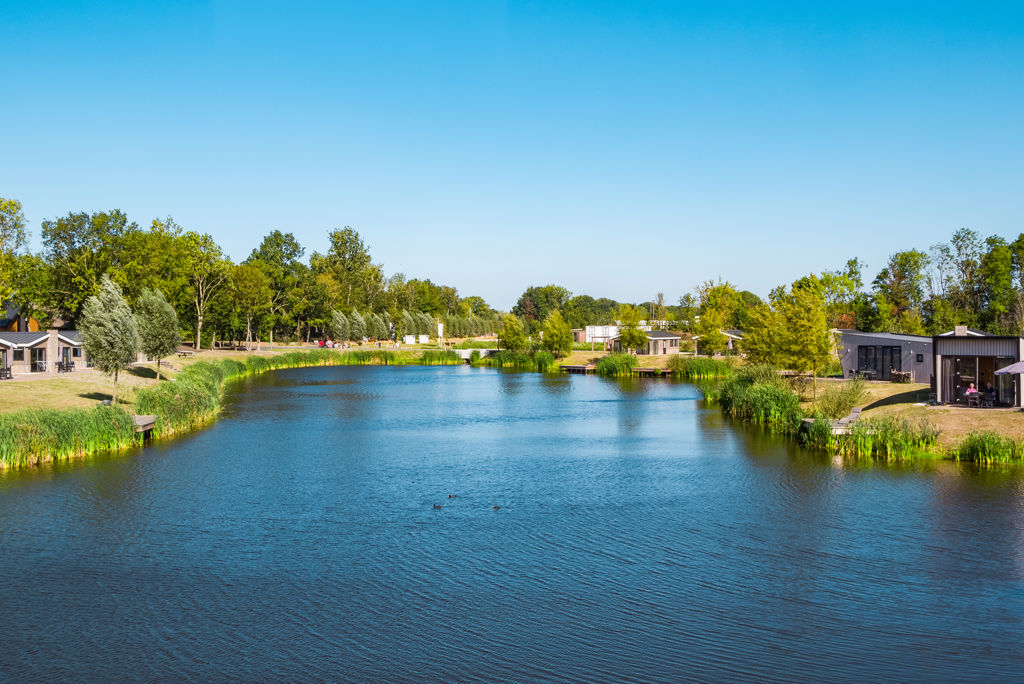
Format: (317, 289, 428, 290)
(0, 365, 1022, 681)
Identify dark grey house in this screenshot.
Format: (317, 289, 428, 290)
(934, 330, 1024, 406)
(836, 330, 933, 382)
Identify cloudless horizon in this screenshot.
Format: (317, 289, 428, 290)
(3, 1, 1023, 310)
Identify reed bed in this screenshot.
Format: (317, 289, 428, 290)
(715, 365, 803, 434)
(480, 350, 555, 372)
(667, 356, 734, 380)
(813, 378, 867, 419)
(952, 431, 1024, 464)
(594, 354, 637, 377)
(0, 406, 140, 469)
(801, 416, 940, 461)
(419, 350, 462, 365)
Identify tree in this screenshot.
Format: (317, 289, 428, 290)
(872, 250, 930, 324)
(498, 314, 528, 352)
(0, 198, 27, 304)
(230, 263, 272, 351)
(695, 281, 737, 354)
(135, 288, 180, 380)
(513, 285, 572, 332)
(182, 232, 230, 350)
(616, 304, 648, 354)
(541, 310, 573, 357)
(742, 300, 782, 366)
(246, 230, 306, 345)
(349, 310, 367, 342)
(777, 277, 834, 399)
(330, 310, 349, 342)
(80, 275, 140, 405)
(41, 209, 135, 320)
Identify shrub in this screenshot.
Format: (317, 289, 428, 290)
(420, 350, 462, 365)
(469, 350, 481, 364)
(533, 350, 556, 372)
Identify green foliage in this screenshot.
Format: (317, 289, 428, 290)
(512, 285, 571, 330)
(81, 274, 141, 403)
(135, 288, 181, 380)
(840, 417, 939, 461)
(694, 281, 737, 354)
(812, 379, 867, 419)
(469, 350, 481, 363)
(0, 405, 140, 469)
(953, 432, 1024, 464)
(615, 305, 648, 353)
(595, 353, 637, 377)
(419, 350, 461, 365)
(330, 310, 349, 341)
(498, 314, 528, 353)
(717, 366, 802, 434)
(666, 356, 734, 380)
(533, 350, 556, 371)
(0, 197, 27, 304)
(541, 310, 573, 357)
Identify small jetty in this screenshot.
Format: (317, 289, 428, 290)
(133, 415, 156, 436)
(800, 408, 863, 436)
(559, 364, 596, 374)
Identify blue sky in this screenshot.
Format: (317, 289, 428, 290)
(3, 1, 1022, 309)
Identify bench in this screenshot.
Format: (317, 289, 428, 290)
(176, 350, 196, 358)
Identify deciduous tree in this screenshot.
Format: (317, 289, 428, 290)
(80, 275, 140, 404)
(135, 288, 180, 380)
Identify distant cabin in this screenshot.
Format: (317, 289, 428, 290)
(609, 330, 682, 355)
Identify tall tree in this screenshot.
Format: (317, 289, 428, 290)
(541, 310, 573, 357)
(182, 232, 230, 350)
(80, 275, 140, 405)
(245, 230, 306, 345)
(41, 209, 136, 320)
(498, 314, 528, 352)
(230, 264, 272, 351)
(513, 285, 572, 332)
(615, 304, 649, 354)
(695, 281, 737, 355)
(0, 198, 27, 304)
(135, 288, 180, 380)
(777, 277, 834, 399)
(330, 310, 349, 342)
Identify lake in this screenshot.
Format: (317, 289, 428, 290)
(1, 365, 1022, 681)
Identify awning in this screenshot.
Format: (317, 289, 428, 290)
(994, 361, 1024, 375)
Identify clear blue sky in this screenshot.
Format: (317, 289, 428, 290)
(3, 1, 1022, 309)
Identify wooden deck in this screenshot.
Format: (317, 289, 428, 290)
(559, 364, 596, 374)
(133, 415, 156, 433)
(558, 365, 672, 377)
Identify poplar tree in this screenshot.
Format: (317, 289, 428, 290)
(349, 311, 366, 342)
(80, 275, 140, 405)
(330, 310, 349, 342)
(498, 314, 528, 352)
(135, 288, 180, 380)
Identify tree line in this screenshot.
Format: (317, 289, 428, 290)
(0, 199, 499, 347)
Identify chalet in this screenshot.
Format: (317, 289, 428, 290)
(609, 330, 682, 355)
(836, 330, 933, 382)
(933, 327, 1023, 407)
(0, 329, 88, 374)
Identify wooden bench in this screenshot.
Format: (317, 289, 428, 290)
(176, 350, 196, 358)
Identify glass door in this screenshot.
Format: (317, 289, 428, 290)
(30, 347, 46, 372)
(995, 358, 1016, 406)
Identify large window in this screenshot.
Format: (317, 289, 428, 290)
(857, 345, 902, 380)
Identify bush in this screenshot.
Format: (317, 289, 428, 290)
(469, 350, 481, 364)
(533, 350, 556, 372)
(595, 354, 637, 377)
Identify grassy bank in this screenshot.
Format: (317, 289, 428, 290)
(0, 348, 465, 469)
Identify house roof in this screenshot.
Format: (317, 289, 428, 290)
(937, 328, 990, 337)
(836, 330, 932, 343)
(723, 329, 745, 339)
(0, 331, 49, 348)
(610, 330, 679, 341)
(57, 330, 82, 345)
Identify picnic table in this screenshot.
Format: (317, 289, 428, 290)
(177, 350, 196, 358)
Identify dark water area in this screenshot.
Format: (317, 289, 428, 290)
(1, 366, 1022, 681)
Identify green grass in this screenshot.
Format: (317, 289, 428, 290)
(716, 365, 803, 434)
(595, 353, 637, 377)
(453, 340, 497, 349)
(479, 350, 556, 371)
(419, 350, 462, 365)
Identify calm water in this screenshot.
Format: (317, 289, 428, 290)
(1, 366, 1022, 681)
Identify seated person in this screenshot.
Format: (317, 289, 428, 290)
(964, 383, 978, 396)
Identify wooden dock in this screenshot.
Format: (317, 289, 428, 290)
(560, 364, 596, 374)
(133, 415, 156, 434)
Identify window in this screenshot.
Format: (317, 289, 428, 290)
(13, 350, 23, 361)
(73, 348, 82, 358)
(916, 354, 924, 363)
